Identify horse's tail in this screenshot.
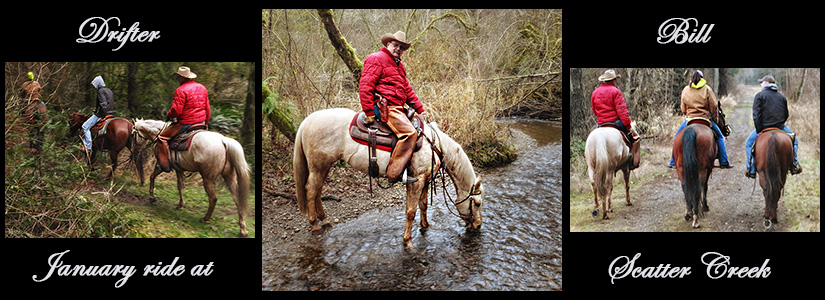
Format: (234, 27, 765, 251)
(293, 125, 309, 215)
(681, 126, 702, 217)
(592, 135, 611, 200)
(224, 137, 250, 218)
(764, 133, 785, 204)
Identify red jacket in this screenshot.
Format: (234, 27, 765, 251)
(168, 80, 211, 125)
(591, 82, 632, 128)
(359, 47, 424, 116)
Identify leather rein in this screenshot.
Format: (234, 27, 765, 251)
(421, 124, 480, 222)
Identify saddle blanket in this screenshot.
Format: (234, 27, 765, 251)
(91, 115, 119, 135)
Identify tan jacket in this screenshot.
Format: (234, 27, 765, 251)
(680, 79, 718, 123)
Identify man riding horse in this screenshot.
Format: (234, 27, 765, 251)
(667, 70, 732, 169)
(745, 75, 802, 178)
(591, 69, 640, 169)
(81, 76, 115, 159)
(359, 31, 426, 184)
(156, 66, 211, 173)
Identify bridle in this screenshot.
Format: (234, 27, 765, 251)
(421, 124, 481, 224)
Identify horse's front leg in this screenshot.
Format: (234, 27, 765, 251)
(402, 182, 423, 249)
(148, 165, 163, 203)
(175, 170, 186, 209)
(89, 147, 98, 170)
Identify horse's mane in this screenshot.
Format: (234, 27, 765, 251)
(430, 122, 477, 191)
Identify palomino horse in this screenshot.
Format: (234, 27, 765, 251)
(133, 119, 251, 237)
(68, 112, 144, 182)
(753, 129, 794, 229)
(672, 121, 717, 228)
(293, 108, 483, 249)
(585, 126, 636, 220)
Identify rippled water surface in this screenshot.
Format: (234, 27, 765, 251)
(272, 120, 562, 291)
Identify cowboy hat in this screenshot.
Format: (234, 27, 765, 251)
(173, 66, 197, 79)
(598, 69, 621, 82)
(380, 31, 410, 50)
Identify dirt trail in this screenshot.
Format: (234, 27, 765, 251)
(580, 86, 788, 232)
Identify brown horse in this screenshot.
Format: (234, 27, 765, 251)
(68, 112, 145, 183)
(672, 121, 717, 228)
(753, 129, 794, 229)
(584, 126, 636, 220)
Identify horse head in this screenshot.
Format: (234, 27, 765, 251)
(133, 119, 167, 142)
(456, 175, 484, 229)
(66, 111, 88, 137)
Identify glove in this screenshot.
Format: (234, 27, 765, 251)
(364, 115, 375, 124)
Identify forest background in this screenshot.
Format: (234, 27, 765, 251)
(262, 9, 563, 168)
(5, 61, 256, 238)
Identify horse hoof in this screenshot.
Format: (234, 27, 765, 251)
(685, 214, 692, 222)
(310, 224, 322, 232)
(626, 203, 633, 206)
(763, 220, 772, 229)
(403, 241, 415, 249)
(591, 210, 599, 220)
(239, 230, 249, 237)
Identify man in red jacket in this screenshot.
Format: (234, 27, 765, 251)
(591, 69, 640, 169)
(359, 31, 425, 184)
(156, 66, 211, 172)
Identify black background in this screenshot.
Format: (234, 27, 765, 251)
(4, 6, 820, 295)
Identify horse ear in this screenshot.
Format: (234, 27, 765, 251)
(474, 175, 482, 190)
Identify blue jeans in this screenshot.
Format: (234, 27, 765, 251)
(745, 126, 799, 174)
(81, 114, 100, 150)
(668, 119, 730, 166)
(598, 119, 628, 132)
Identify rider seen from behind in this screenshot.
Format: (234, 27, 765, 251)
(590, 69, 640, 169)
(667, 70, 732, 169)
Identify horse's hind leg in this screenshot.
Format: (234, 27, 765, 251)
(222, 171, 247, 237)
(591, 181, 600, 219)
(175, 170, 186, 209)
(108, 149, 120, 179)
(201, 178, 218, 223)
(305, 170, 330, 231)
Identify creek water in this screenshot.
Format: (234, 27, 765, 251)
(279, 119, 562, 291)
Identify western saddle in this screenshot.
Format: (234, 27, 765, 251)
(349, 110, 423, 178)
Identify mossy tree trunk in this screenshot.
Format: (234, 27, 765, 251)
(263, 84, 297, 143)
(317, 9, 362, 87)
